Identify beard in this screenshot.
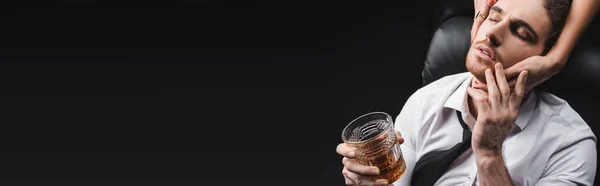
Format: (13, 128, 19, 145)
(465, 45, 496, 83)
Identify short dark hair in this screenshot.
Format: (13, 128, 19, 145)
(542, 0, 572, 55)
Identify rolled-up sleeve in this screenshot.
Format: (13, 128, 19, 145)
(535, 129, 597, 186)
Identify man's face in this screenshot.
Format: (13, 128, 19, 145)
(466, 0, 552, 83)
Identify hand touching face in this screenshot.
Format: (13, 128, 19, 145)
(466, 0, 552, 84)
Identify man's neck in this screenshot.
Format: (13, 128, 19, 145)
(468, 93, 479, 119)
(468, 77, 482, 119)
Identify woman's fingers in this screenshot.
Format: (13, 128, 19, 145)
(471, 20, 483, 43)
(472, 77, 489, 92)
(471, 13, 486, 42)
(479, 2, 491, 18)
(472, 0, 493, 42)
(503, 59, 527, 81)
(466, 86, 491, 114)
(494, 63, 510, 103)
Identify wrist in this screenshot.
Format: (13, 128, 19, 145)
(545, 53, 567, 74)
(475, 151, 504, 169)
(474, 147, 503, 160)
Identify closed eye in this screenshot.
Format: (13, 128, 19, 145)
(509, 21, 539, 44)
(518, 30, 532, 41)
(487, 17, 499, 22)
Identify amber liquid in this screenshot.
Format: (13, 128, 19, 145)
(354, 131, 406, 183)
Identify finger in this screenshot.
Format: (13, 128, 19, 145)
(473, 0, 498, 43)
(343, 157, 380, 176)
(510, 70, 528, 110)
(376, 180, 389, 186)
(485, 68, 500, 108)
(503, 61, 525, 80)
(467, 86, 491, 114)
(472, 0, 490, 42)
(342, 171, 356, 185)
(472, 78, 489, 92)
(471, 21, 482, 43)
(494, 63, 510, 103)
(395, 131, 404, 144)
(480, 1, 491, 18)
(342, 167, 380, 185)
(337, 143, 356, 158)
(507, 77, 517, 90)
(374, 179, 389, 186)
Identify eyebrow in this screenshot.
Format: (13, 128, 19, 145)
(490, 5, 540, 43)
(490, 6, 503, 14)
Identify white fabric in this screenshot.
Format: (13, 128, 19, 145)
(392, 72, 597, 186)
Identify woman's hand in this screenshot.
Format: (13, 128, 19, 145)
(504, 55, 563, 92)
(471, 0, 498, 43)
(502, 0, 600, 92)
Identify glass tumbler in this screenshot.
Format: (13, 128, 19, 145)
(341, 112, 406, 183)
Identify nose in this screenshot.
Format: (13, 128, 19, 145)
(485, 20, 507, 47)
(486, 33, 501, 47)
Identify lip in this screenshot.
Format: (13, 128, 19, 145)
(476, 45, 496, 62)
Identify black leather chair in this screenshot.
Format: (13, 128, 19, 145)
(424, 2, 600, 185)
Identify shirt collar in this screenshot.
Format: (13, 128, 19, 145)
(443, 75, 471, 113)
(515, 91, 537, 130)
(443, 75, 537, 130)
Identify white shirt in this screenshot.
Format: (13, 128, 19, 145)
(392, 72, 597, 186)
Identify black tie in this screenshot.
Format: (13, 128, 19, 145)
(410, 110, 472, 186)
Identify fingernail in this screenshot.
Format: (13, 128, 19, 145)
(348, 151, 355, 157)
(372, 167, 380, 175)
(377, 180, 389, 185)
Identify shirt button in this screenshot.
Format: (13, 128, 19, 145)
(467, 176, 471, 180)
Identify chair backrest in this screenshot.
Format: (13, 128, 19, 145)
(422, 17, 471, 86)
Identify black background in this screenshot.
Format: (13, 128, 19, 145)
(0, 0, 503, 185)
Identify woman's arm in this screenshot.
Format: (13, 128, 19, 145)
(547, 0, 600, 71)
(504, 0, 600, 89)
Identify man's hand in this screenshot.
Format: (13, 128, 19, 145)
(467, 63, 524, 185)
(336, 131, 403, 186)
(471, 0, 498, 43)
(467, 63, 528, 157)
(504, 55, 562, 92)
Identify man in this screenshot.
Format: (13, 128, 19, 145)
(336, 0, 597, 185)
